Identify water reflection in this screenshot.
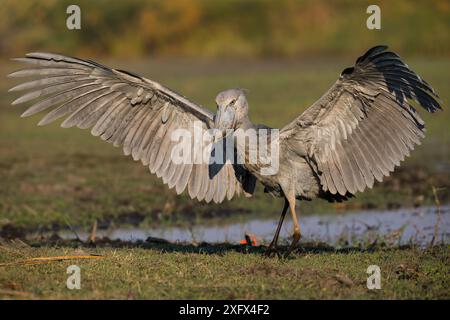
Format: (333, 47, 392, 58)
(58, 206, 449, 247)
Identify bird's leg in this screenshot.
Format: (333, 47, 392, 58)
(284, 194, 301, 258)
(264, 199, 289, 257)
(270, 200, 289, 248)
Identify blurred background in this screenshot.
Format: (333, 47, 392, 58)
(1, 0, 449, 58)
(0, 0, 448, 244)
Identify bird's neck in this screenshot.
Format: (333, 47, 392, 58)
(236, 116, 253, 131)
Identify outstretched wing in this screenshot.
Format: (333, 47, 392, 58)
(280, 45, 441, 196)
(9, 52, 255, 203)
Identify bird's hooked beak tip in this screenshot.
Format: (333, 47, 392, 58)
(213, 131, 224, 144)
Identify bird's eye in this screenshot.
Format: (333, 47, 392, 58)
(230, 99, 236, 105)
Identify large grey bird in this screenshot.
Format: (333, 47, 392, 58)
(9, 46, 441, 256)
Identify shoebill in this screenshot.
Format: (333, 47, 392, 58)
(8, 46, 442, 257)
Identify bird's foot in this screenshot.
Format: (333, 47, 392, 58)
(264, 244, 282, 258)
(283, 232, 301, 259)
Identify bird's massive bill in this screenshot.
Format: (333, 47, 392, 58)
(214, 104, 236, 136)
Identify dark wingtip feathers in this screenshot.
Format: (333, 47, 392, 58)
(356, 45, 388, 63)
(354, 45, 442, 114)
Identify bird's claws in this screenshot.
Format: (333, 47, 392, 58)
(264, 245, 282, 258)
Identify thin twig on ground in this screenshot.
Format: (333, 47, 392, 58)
(0, 289, 35, 298)
(0, 255, 103, 267)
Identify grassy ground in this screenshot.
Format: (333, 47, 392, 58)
(0, 57, 448, 232)
(0, 242, 448, 299)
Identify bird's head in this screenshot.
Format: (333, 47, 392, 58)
(214, 88, 248, 135)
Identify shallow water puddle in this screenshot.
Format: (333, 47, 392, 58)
(58, 206, 449, 247)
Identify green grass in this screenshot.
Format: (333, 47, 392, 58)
(0, 243, 448, 299)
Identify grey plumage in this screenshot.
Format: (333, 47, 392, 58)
(9, 46, 442, 256)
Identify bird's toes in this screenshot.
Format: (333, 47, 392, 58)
(264, 247, 282, 258)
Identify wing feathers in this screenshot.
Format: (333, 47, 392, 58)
(283, 46, 441, 195)
(10, 52, 254, 203)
